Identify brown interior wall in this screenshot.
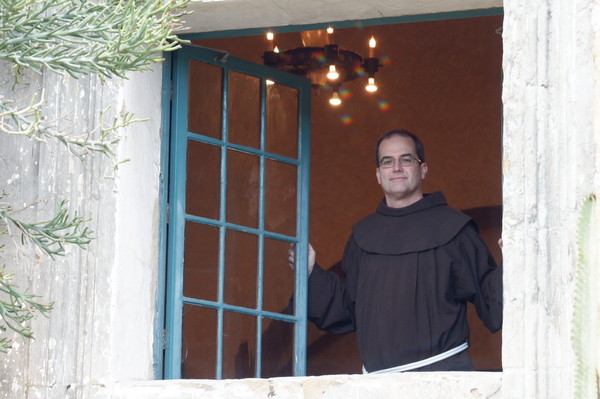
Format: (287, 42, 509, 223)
(192, 14, 504, 375)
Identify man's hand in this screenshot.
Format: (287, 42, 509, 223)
(288, 243, 315, 276)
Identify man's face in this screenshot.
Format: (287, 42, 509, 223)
(375, 135, 428, 207)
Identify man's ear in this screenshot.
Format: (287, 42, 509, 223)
(376, 167, 381, 185)
(420, 163, 428, 180)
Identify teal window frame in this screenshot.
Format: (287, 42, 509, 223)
(162, 44, 312, 379)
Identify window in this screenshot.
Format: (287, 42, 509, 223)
(164, 45, 312, 379)
(163, 10, 504, 378)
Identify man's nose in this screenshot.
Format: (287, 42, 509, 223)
(392, 160, 404, 171)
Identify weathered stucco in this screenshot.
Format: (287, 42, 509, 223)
(501, 0, 600, 397)
(0, 63, 164, 397)
(0, 64, 120, 398)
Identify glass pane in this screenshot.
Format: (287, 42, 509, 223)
(186, 140, 220, 219)
(264, 159, 297, 236)
(263, 237, 294, 314)
(261, 318, 294, 378)
(182, 304, 217, 379)
(228, 71, 260, 149)
(266, 83, 299, 159)
(224, 229, 257, 308)
(184, 222, 219, 301)
(188, 60, 223, 139)
(226, 150, 259, 228)
(222, 311, 256, 379)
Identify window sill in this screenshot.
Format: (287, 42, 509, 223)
(111, 372, 502, 398)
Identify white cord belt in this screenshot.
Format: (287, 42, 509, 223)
(362, 342, 469, 374)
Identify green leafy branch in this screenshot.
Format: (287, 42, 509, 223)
(1, 93, 143, 160)
(0, 268, 53, 353)
(571, 194, 598, 399)
(0, 200, 92, 259)
(0, 199, 86, 350)
(0, 0, 191, 79)
(0, 0, 190, 160)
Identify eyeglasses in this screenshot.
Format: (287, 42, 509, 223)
(378, 155, 422, 169)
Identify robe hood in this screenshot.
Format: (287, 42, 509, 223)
(352, 191, 472, 254)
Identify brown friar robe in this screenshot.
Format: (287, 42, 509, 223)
(308, 191, 502, 372)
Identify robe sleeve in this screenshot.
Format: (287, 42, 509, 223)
(307, 236, 361, 334)
(452, 223, 503, 333)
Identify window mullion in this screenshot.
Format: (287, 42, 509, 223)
(255, 79, 268, 377)
(215, 64, 230, 380)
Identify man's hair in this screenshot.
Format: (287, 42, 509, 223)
(375, 129, 426, 166)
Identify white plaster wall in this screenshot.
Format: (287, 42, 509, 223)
(109, 66, 164, 383)
(0, 63, 163, 397)
(0, 66, 123, 398)
(502, 0, 600, 398)
(595, 3, 600, 389)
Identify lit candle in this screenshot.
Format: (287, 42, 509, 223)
(329, 91, 342, 106)
(326, 27, 334, 44)
(369, 36, 376, 58)
(267, 31, 274, 51)
(365, 77, 377, 92)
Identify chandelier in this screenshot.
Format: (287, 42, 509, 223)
(262, 28, 382, 106)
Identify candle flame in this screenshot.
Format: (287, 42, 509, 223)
(365, 77, 378, 92)
(267, 32, 274, 41)
(369, 37, 376, 48)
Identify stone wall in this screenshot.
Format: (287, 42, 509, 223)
(501, 0, 600, 397)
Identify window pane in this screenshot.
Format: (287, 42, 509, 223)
(226, 150, 259, 228)
(264, 159, 297, 236)
(188, 60, 223, 139)
(261, 318, 294, 378)
(228, 71, 260, 149)
(186, 140, 220, 219)
(266, 83, 299, 159)
(224, 229, 257, 309)
(222, 311, 256, 379)
(182, 304, 217, 379)
(184, 222, 219, 301)
(263, 237, 294, 314)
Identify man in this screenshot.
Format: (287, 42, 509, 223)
(297, 129, 502, 373)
